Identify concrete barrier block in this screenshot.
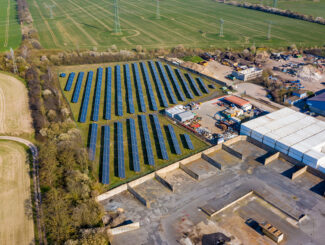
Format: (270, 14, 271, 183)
(291, 166, 308, 180)
(201, 153, 222, 170)
(155, 173, 174, 192)
(222, 144, 243, 160)
(264, 152, 280, 165)
(108, 222, 140, 235)
(128, 172, 155, 188)
(96, 184, 128, 202)
(180, 163, 199, 180)
(127, 185, 150, 208)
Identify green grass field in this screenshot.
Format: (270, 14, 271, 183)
(27, 0, 325, 51)
(58, 61, 215, 188)
(0, 0, 21, 52)
(244, 0, 325, 18)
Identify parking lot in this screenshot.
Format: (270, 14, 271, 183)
(100, 137, 325, 245)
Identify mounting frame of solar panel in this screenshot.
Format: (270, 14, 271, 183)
(186, 73, 202, 96)
(148, 61, 168, 108)
(104, 67, 112, 120)
(64, 72, 75, 91)
(156, 61, 177, 104)
(116, 122, 125, 178)
(175, 69, 194, 99)
(88, 123, 98, 161)
(102, 125, 110, 184)
(91, 67, 103, 121)
(71, 72, 84, 103)
(165, 64, 186, 101)
(128, 118, 140, 172)
(167, 124, 182, 155)
(116, 65, 123, 116)
(140, 62, 158, 111)
(79, 71, 94, 122)
(151, 114, 169, 160)
(132, 63, 146, 112)
(124, 64, 135, 114)
(139, 115, 155, 166)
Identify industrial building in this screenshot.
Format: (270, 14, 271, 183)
(224, 95, 252, 111)
(175, 111, 195, 122)
(165, 105, 185, 118)
(231, 67, 263, 81)
(240, 108, 325, 173)
(307, 92, 325, 116)
(165, 105, 195, 122)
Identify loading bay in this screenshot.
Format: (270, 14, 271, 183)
(100, 137, 325, 245)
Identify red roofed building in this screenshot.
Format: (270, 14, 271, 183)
(224, 95, 252, 110)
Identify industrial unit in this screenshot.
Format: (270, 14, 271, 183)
(224, 95, 252, 111)
(240, 108, 325, 173)
(307, 92, 325, 116)
(231, 67, 262, 81)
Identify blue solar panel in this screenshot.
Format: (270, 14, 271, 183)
(165, 65, 186, 101)
(183, 134, 194, 150)
(116, 122, 125, 178)
(186, 73, 202, 96)
(148, 61, 168, 108)
(128, 118, 140, 172)
(156, 61, 177, 104)
(124, 64, 135, 114)
(104, 67, 112, 120)
(79, 71, 93, 123)
(167, 125, 182, 155)
(91, 67, 103, 121)
(88, 123, 98, 161)
(132, 63, 146, 112)
(116, 65, 123, 116)
(64, 72, 75, 91)
(151, 114, 169, 160)
(196, 77, 209, 94)
(175, 69, 194, 99)
(140, 62, 158, 111)
(71, 72, 84, 103)
(102, 125, 110, 184)
(139, 115, 155, 166)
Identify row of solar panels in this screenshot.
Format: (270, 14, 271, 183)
(88, 117, 194, 184)
(64, 62, 210, 123)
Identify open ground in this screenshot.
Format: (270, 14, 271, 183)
(0, 140, 34, 245)
(27, 0, 325, 50)
(0, 73, 33, 136)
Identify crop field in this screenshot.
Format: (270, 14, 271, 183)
(58, 61, 214, 188)
(245, 0, 325, 18)
(0, 0, 21, 51)
(0, 140, 34, 245)
(27, 0, 325, 50)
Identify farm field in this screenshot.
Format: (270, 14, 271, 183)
(27, 0, 325, 50)
(245, 0, 325, 18)
(0, 73, 33, 136)
(58, 61, 212, 188)
(0, 140, 34, 245)
(0, 0, 21, 52)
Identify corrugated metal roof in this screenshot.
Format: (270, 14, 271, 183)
(224, 95, 250, 107)
(308, 91, 325, 102)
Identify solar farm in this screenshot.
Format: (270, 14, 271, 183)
(60, 60, 216, 187)
(26, 0, 325, 51)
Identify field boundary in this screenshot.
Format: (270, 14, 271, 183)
(3, 0, 10, 48)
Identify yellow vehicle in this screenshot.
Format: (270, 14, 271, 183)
(199, 60, 208, 66)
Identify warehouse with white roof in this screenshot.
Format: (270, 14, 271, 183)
(240, 108, 325, 173)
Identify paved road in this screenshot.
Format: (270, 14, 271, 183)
(0, 136, 46, 245)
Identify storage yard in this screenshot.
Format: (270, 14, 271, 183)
(59, 61, 220, 187)
(98, 136, 325, 245)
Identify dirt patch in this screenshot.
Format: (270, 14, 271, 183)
(0, 73, 33, 135)
(0, 141, 34, 245)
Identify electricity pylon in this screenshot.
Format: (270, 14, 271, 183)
(114, 0, 122, 34)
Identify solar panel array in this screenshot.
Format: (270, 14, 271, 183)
(92, 68, 103, 121)
(186, 73, 202, 96)
(124, 64, 135, 114)
(167, 125, 182, 155)
(148, 61, 168, 108)
(151, 114, 169, 160)
(175, 69, 194, 99)
(156, 61, 177, 104)
(102, 125, 110, 184)
(196, 77, 209, 94)
(104, 67, 112, 120)
(165, 65, 186, 101)
(116, 65, 123, 116)
(64, 72, 75, 91)
(140, 62, 158, 111)
(72, 72, 84, 103)
(139, 115, 155, 166)
(128, 118, 140, 172)
(116, 122, 125, 178)
(183, 134, 194, 150)
(132, 63, 146, 112)
(79, 71, 94, 122)
(88, 123, 98, 161)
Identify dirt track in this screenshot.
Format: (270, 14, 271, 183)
(0, 73, 33, 135)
